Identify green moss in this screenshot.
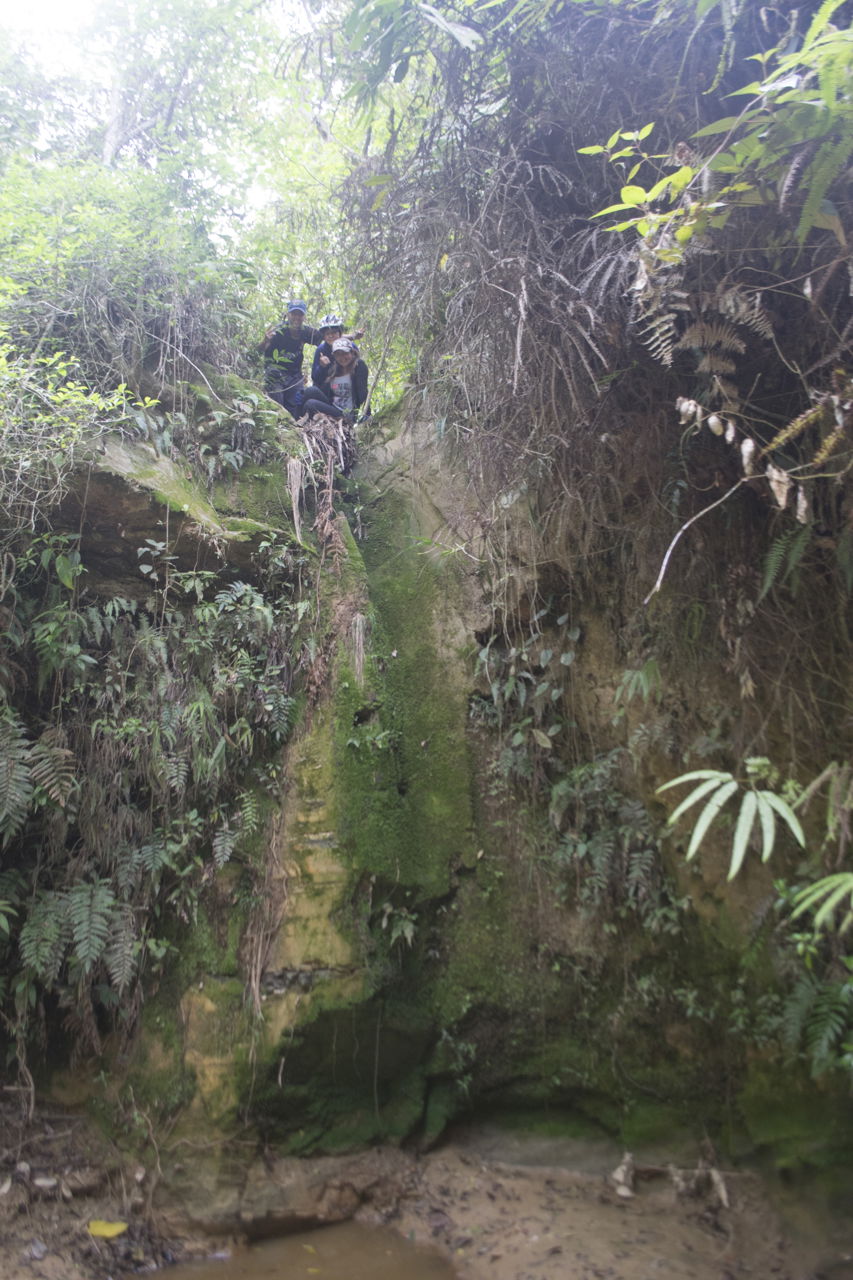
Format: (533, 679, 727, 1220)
(221, 515, 276, 536)
(621, 1100, 695, 1148)
(422, 1081, 463, 1144)
(240, 997, 435, 1151)
(482, 1107, 610, 1141)
(211, 462, 300, 527)
(130, 1058, 198, 1122)
(184, 382, 213, 416)
(431, 870, 532, 1022)
(173, 875, 250, 981)
(331, 487, 475, 898)
(116, 995, 198, 1130)
(740, 1061, 853, 1169)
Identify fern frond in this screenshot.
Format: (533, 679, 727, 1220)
(805, 979, 853, 1075)
(212, 821, 237, 868)
(626, 846, 657, 906)
(19, 891, 70, 984)
(665, 774, 730, 826)
(802, 0, 849, 52)
(137, 837, 171, 876)
(115, 844, 144, 894)
(759, 527, 797, 602)
(797, 134, 853, 243)
(104, 905, 138, 993)
(165, 751, 189, 795)
(81, 606, 106, 647)
(0, 709, 33, 847)
(266, 690, 295, 739)
(760, 791, 805, 848)
(782, 971, 820, 1050)
(687, 780, 740, 859)
(779, 139, 818, 211)
(729, 791, 758, 880)
(636, 311, 679, 366)
(697, 352, 737, 375)
(784, 523, 812, 592)
(30, 727, 76, 807)
(738, 295, 773, 341)
(677, 320, 746, 355)
(67, 880, 116, 974)
(214, 581, 249, 609)
(239, 789, 260, 835)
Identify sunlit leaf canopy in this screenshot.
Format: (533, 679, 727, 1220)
(3, 0, 851, 345)
(2, 0, 385, 329)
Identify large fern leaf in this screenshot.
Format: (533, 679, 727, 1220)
(66, 880, 116, 974)
(104, 905, 138, 993)
(677, 319, 746, 355)
(781, 971, 821, 1051)
(716, 285, 775, 339)
(759, 525, 812, 602)
(797, 134, 853, 243)
(805, 979, 853, 1076)
(19, 891, 70, 984)
(0, 709, 33, 847)
(239, 789, 260, 835)
(212, 821, 237, 868)
(29, 727, 76, 807)
(165, 751, 189, 795)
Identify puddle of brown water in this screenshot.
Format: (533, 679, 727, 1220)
(164, 1220, 456, 1279)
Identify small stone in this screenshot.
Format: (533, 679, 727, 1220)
(63, 1167, 106, 1196)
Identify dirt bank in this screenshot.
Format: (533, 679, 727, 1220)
(390, 1147, 812, 1280)
(2, 1099, 850, 1280)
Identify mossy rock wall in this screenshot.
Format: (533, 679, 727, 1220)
(104, 403, 852, 1175)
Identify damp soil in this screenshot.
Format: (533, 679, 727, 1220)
(162, 1221, 455, 1279)
(2, 1100, 851, 1280)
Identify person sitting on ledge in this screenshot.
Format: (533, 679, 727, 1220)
(302, 338, 369, 423)
(311, 313, 364, 384)
(259, 300, 323, 418)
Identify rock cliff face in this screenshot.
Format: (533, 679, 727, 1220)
(42, 383, 852, 1206)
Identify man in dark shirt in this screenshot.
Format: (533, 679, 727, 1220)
(259, 300, 323, 418)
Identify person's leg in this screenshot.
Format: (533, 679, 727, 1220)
(266, 374, 308, 418)
(302, 397, 343, 419)
(306, 383, 334, 406)
(280, 384, 308, 419)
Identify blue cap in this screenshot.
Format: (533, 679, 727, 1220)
(287, 300, 307, 314)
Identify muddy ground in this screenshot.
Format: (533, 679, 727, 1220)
(1, 1099, 850, 1280)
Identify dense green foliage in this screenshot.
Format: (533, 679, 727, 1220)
(317, 0, 853, 1085)
(0, 0, 343, 1090)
